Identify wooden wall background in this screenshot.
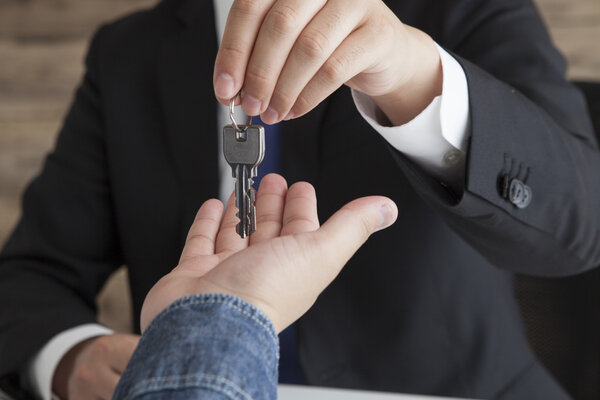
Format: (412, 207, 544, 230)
(0, 0, 599, 333)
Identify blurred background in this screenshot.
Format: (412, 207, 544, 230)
(0, 0, 599, 394)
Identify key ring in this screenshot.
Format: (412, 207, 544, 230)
(229, 97, 252, 133)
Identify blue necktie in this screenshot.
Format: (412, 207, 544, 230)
(255, 116, 307, 385)
(253, 116, 281, 190)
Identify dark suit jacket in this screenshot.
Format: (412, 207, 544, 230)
(1, 0, 598, 398)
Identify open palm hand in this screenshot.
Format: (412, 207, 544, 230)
(141, 174, 397, 333)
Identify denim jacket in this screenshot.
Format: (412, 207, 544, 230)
(113, 294, 279, 400)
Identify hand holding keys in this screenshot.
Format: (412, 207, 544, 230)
(223, 99, 265, 238)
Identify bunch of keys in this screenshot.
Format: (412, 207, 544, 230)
(223, 98, 265, 238)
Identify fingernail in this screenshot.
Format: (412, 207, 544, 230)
(283, 110, 296, 120)
(376, 202, 397, 232)
(262, 107, 279, 124)
(215, 73, 235, 99)
(242, 94, 262, 116)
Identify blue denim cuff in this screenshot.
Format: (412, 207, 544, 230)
(113, 293, 279, 400)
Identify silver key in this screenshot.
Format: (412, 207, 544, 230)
(223, 124, 265, 238)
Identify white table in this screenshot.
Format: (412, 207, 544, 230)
(0, 385, 471, 400)
(279, 385, 472, 400)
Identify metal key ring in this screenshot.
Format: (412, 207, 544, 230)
(229, 97, 252, 133)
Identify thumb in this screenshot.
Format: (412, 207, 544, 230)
(203, 196, 397, 333)
(301, 196, 397, 282)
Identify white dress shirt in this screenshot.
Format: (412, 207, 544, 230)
(28, 1, 470, 398)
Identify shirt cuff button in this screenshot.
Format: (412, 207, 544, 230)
(443, 149, 462, 166)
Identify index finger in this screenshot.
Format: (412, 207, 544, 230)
(280, 181, 319, 236)
(214, 0, 275, 103)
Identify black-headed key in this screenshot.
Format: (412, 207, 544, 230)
(223, 124, 265, 238)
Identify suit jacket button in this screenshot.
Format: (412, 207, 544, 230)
(509, 179, 532, 209)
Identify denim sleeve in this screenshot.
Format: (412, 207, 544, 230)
(113, 294, 279, 400)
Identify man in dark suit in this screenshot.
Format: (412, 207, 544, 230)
(0, 0, 598, 399)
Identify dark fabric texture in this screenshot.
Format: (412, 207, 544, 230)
(1, 0, 598, 399)
(515, 82, 600, 400)
(575, 81, 600, 137)
(516, 270, 600, 400)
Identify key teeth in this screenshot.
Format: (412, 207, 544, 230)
(248, 189, 256, 234)
(232, 169, 259, 239)
(236, 192, 254, 238)
(236, 223, 248, 238)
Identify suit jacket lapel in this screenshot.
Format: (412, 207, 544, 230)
(158, 0, 219, 244)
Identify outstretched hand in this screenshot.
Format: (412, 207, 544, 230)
(141, 174, 397, 333)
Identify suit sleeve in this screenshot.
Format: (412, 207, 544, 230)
(0, 27, 123, 378)
(389, 0, 600, 276)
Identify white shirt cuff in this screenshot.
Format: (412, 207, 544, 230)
(352, 44, 470, 189)
(26, 324, 114, 400)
